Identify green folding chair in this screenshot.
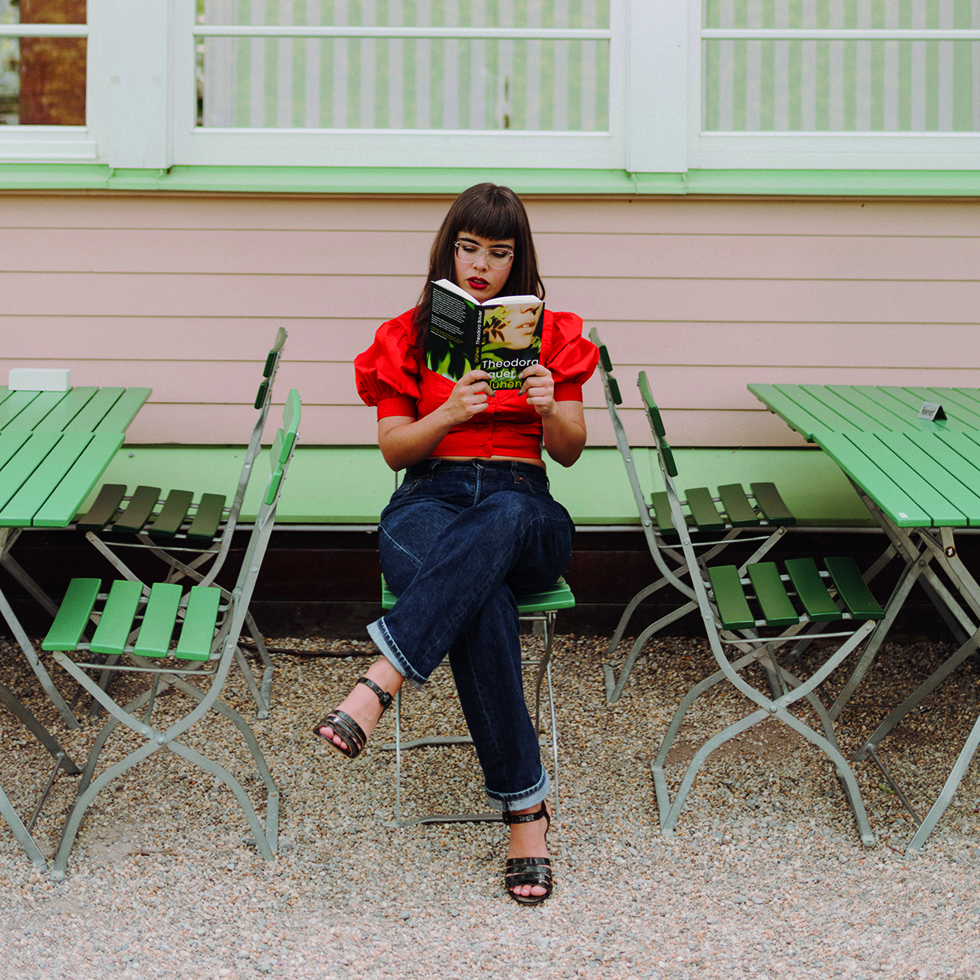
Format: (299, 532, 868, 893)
(379, 576, 574, 827)
(74, 327, 288, 717)
(589, 327, 796, 705)
(636, 371, 886, 846)
(41, 390, 301, 880)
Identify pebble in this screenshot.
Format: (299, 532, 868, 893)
(0, 633, 978, 979)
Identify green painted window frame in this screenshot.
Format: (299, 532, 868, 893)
(1, 162, 978, 197)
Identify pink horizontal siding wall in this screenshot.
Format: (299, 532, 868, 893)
(1, 193, 977, 448)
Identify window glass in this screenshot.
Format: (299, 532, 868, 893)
(702, 0, 980, 133)
(195, 0, 611, 132)
(0, 0, 87, 126)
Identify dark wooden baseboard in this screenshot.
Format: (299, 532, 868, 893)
(2, 526, 969, 642)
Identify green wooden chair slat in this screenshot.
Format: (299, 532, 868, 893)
(382, 576, 575, 614)
(271, 428, 284, 466)
(751, 482, 796, 526)
(113, 485, 163, 533)
(255, 330, 287, 407)
(90, 580, 144, 656)
(746, 562, 800, 627)
(174, 586, 222, 661)
(264, 326, 288, 374)
(595, 340, 613, 374)
(685, 486, 725, 532)
(280, 389, 302, 456)
(607, 375, 622, 406)
(716, 483, 761, 527)
(783, 557, 843, 623)
(147, 489, 195, 538)
(266, 462, 286, 506)
(649, 491, 677, 534)
(637, 373, 667, 438)
(42, 578, 101, 651)
(185, 493, 228, 542)
(133, 583, 184, 658)
(660, 439, 679, 479)
(707, 565, 756, 630)
(823, 556, 886, 621)
(512, 579, 576, 613)
(75, 483, 127, 531)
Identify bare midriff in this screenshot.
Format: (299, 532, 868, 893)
(431, 455, 546, 469)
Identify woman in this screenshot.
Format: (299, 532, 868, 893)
(314, 183, 597, 906)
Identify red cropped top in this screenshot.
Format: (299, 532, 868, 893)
(355, 307, 598, 460)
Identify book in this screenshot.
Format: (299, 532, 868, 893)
(426, 278, 545, 392)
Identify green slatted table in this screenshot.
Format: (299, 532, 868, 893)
(749, 382, 980, 852)
(0, 385, 152, 729)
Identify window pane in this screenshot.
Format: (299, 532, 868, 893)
(0, 0, 87, 126)
(704, 39, 980, 133)
(702, 2, 980, 134)
(195, 0, 610, 132)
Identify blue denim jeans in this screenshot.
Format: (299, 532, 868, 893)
(367, 459, 574, 812)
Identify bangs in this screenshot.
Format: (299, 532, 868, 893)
(454, 190, 524, 243)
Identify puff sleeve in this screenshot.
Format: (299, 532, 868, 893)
(354, 311, 422, 420)
(542, 311, 599, 402)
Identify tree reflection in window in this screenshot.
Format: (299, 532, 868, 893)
(0, 0, 86, 126)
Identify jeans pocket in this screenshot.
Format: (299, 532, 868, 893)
(391, 476, 423, 499)
(512, 472, 549, 497)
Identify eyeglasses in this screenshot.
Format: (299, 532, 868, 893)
(454, 241, 514, 269)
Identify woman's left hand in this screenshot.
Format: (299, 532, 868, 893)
(520, 364, 556, 417)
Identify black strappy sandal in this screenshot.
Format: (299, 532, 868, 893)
(503, 802, 553, 906)
(312, 676, 393, 759)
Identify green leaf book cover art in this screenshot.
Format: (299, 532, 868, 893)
(427, 279, 544, 392)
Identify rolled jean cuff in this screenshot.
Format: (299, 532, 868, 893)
(367, 617, 425, 687)
(486, 766, 550, 813)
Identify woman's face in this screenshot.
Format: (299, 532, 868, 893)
(488, 305, 540, 349)
(453, 231, 515, 302)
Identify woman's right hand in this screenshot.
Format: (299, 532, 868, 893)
(442, 369, 492, 425)
(378, 369, 491, 471)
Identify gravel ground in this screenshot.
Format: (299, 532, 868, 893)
(1, 630, 979, 980)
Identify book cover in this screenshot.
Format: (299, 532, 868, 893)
(426, 279, 544, 392)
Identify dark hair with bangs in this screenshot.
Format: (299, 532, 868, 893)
(411, 183, 545, 351)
